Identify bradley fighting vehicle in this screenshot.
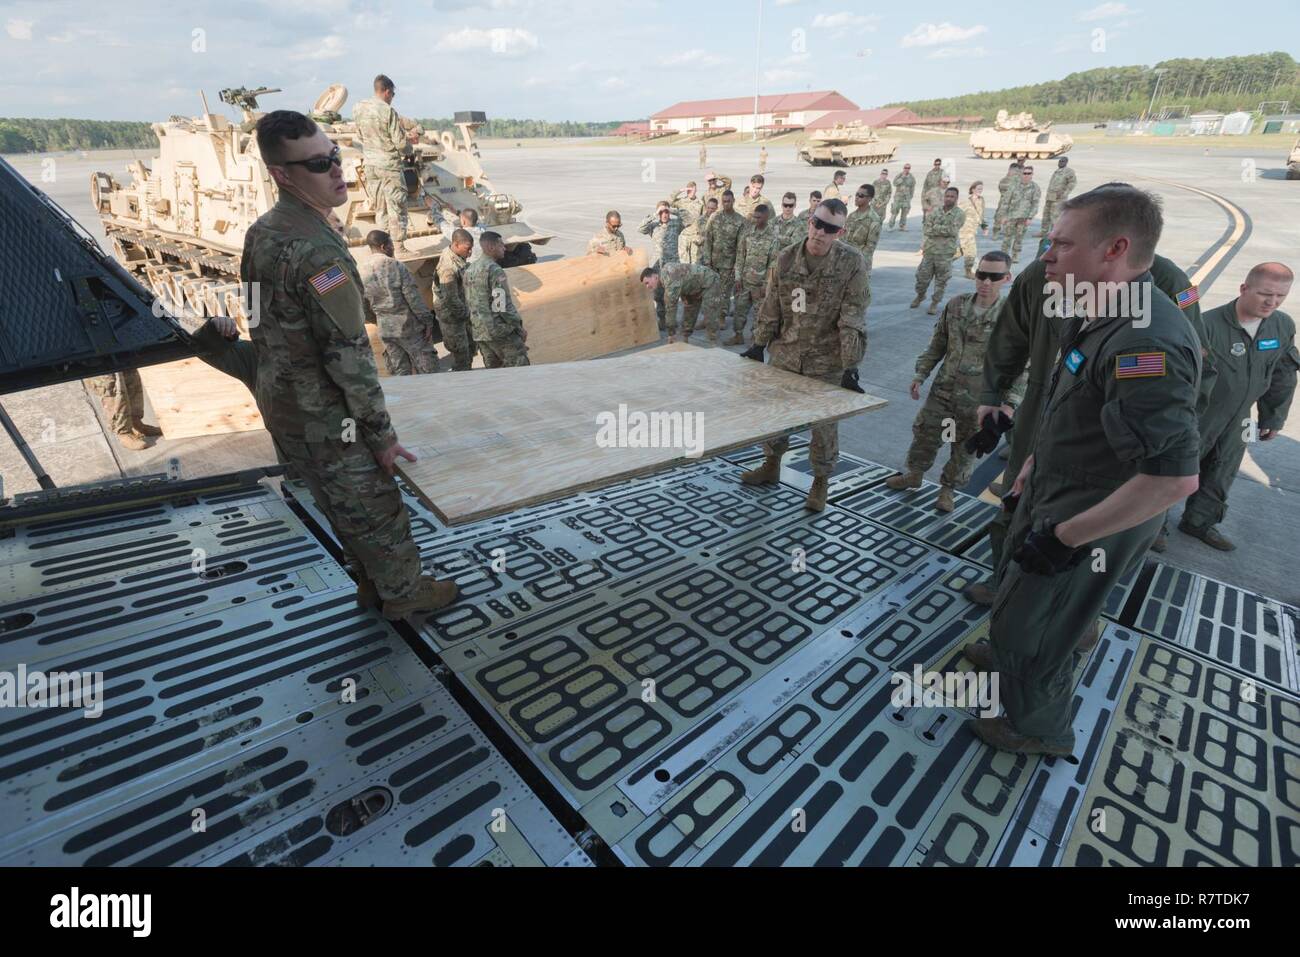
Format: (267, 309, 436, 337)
(1287, 136, 1300, 179)
(798, 122, 898, 166)
(969, 110, 1073, 160)
(89, 85, 552, 325)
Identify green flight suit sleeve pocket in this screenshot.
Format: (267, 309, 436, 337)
(306, 261, 366, 339)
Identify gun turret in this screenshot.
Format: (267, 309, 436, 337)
(218, 86, 282, 121)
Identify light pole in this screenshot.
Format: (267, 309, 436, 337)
(1144, 68, 1167, 122)
(752, 0, 763, 141)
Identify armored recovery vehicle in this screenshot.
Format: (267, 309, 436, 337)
(798, 122, 898, 166)
(970, 110, 1073, 160)
(90, 84, 552, 324)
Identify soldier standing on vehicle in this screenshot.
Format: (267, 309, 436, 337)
(352, 74, 418, 252)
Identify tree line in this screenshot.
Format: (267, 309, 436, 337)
(415, 117, 623, 138)
(892, 51, 1300, 124)
(0, 118, 157, 154)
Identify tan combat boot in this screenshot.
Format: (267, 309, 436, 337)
(116, 430, 148, 451)
(1076, 618, 1102, 653)
(355, 575, 380, 611)
(381, 576, 459, 620)
(133, 420, 163, 437)
(936, 486, 955, 512)
(804, 476, 829, 512)
(740, 453, 782, 486)
(885, 471, 922, 490)
(967, 716, 1072, 757)
(909, 294, 924, 309)
(927, 300, 940, 315)
(726, 333, 744, 346)
(962, 579, 996, 606)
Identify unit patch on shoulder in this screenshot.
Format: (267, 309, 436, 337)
(1175, 285, 1199, 309)
(1064, 348, 1086, 374)
(309, 264, 348, 296)
(1115, 352, 1166, 379)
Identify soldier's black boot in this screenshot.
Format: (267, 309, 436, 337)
(963, 579, 996, 606)
(1178, 520, 1235, 551)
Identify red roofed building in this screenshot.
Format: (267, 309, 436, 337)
(650, 91, 858, 136)
(806, 107, 921, 131)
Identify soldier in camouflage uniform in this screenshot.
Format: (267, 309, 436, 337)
(587, 211, 630, 256)
(823, 170, 847, 200)
(87, 370, 159, 450)
(702, 190, 745, 333)
(887, 251, 1019, 512)
(359, 230, 439, 375)
(921, 175, 949, 220)
(991, 161, 1022, 239)
(1001, 165, 1042, 260)
(912, 187, 966, 315)
(871, 169, 892, 220)
(731, 203, 780, 344)
(1039, 156, 1077, 237)
(922, 158, 945, 198)
(678, 197, 717, 264)
(433, 227, 476, 371)
(736, 174, 771, 220)
(792, 191, 821, 238)
(957, 182, 987, 279)
(889, 164, 916, 230)
(352, 75, 415, 251)
(672, 181, 705, 228)
(740, 199, 870, 512)
(640, 201, 683, 332)
(466, 231, 530, 367)
(773, 192, 802, 248)
(242, 110, 456, 618)
(844, 183, 883, 278)
(703, 171, 732, 208)
(640, 263, 724, 342)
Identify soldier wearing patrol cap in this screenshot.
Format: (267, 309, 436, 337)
(241, 110, 457, 619)
(1178, 262, 1298, 550)
(964, 184, 1202, 756)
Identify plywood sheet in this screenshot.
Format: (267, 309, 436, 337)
(136, 357, 263, 439)
(384, 343, 887, 525)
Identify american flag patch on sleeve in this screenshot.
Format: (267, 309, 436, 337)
(1175, 285, 1199, 308)
(308, 264, 348, 295)
(1115, 352, 1166, 379)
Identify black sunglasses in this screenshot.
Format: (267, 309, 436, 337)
(975, 270, 1009, 281)
(782, 202, 795, 207)
(283, 146, 342, 174)
(810, 217, 842, 235)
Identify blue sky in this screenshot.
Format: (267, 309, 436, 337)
(1, 0, 1296, 121)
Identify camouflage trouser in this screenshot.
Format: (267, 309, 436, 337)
(731, 280, 765, 336)
(763, 368, 841, 477)
(871, 200, 889, 222)
(915, 254, 954, 304)
(88, 370, 144, 434)
(709, 263, 735, 320)
(1001, 220, 1030, 259)
(438, 314, 475, 371)
(991, 203, 1007, 237)
(278, 435, 423, 602)
(889, 197, 912, 228)
(904, 389, 980, 489)
(477, 332, 530, 368)
(1040, 199, 1062, 235)
(654, 283, 667, 332)
(675, 279, 724, 338)
(381, 335, 440, 376)
(365, 169, 409, 243)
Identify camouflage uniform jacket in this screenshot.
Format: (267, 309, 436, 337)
(734, 222, 780, 285)
(703, 175, 732, 207)
(958, 195, 987, 248)
(672, 194, 705, 227)
(923, 167, 945, 193)
(922, 205, 966, 259)
(639, 211, 683, 266)
(1006, 181, 1041, 220)
(1045, 167, 1077, 201)
(996, 173, 1018, 207)
(872, 178, 892, 212)
(735, 190, 772, 220)
(433, 247, 470, 324)
(774, 214, 804, 248)
(915, 293, 1025, 405)
(239, 191, 395, 455)
(923, 185, 947, 212)
(661, 262, 719, 316)
(352, 97, 406, 173)
(360, 254, 434, 339)
(464, 257, 524, 342)
(702, 210, 745, 271)
(823, 182, 844, 200)
(587, 227, 627, 256)
(893, 173, 916, 200)
(843, 207, 882, 268)
(754, 240, 869, 375)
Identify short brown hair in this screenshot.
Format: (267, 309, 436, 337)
(1061, 184, 1164, 269)
(1244, 262, 1295, 286)
(256, 110, 318, 165)
(374, 74, 395, 93)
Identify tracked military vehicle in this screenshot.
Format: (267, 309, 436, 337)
(1287, 136, 1300, 179)
(970, 110, 1073, 160)
(798, 123, 898, 166)
(90, 85, 552, 324)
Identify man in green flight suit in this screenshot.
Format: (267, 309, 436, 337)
(241, 110, 457, 620)
(1178, 262, 1298, 550)
(964, 184, 1202, 756)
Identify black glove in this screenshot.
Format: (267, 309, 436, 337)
(840, 368, 865, 393)
(1013, 522, 1084, 576)
(740, 344, 765, 362)
(964, 410, 1013, 457)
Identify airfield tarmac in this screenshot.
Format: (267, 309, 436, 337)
(2, 132, 1298, 602)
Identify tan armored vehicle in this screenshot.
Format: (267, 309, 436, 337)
(1287, 136, 1300, 180)
(970, 110, 1073, 160)
(798, 122, 898, 166)
(90, 84, 552, 323)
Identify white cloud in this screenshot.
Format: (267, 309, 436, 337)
(435, 27, 540, 57)
(927, 45, 987, 59)
(601, 76, 627, 90)
(764, 68, 811, 84)
(48, 26, 126, 47)
(777, 52, 810, 65)
(289, 34, 346, 60)
(812, 13, 880, 32)
(1077, 2, 1138, 20)
(658, 48, 727, 67)
(774, 0, 802, 6)
(901, 22, 988, 47)
(6, 18, 33, 40)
